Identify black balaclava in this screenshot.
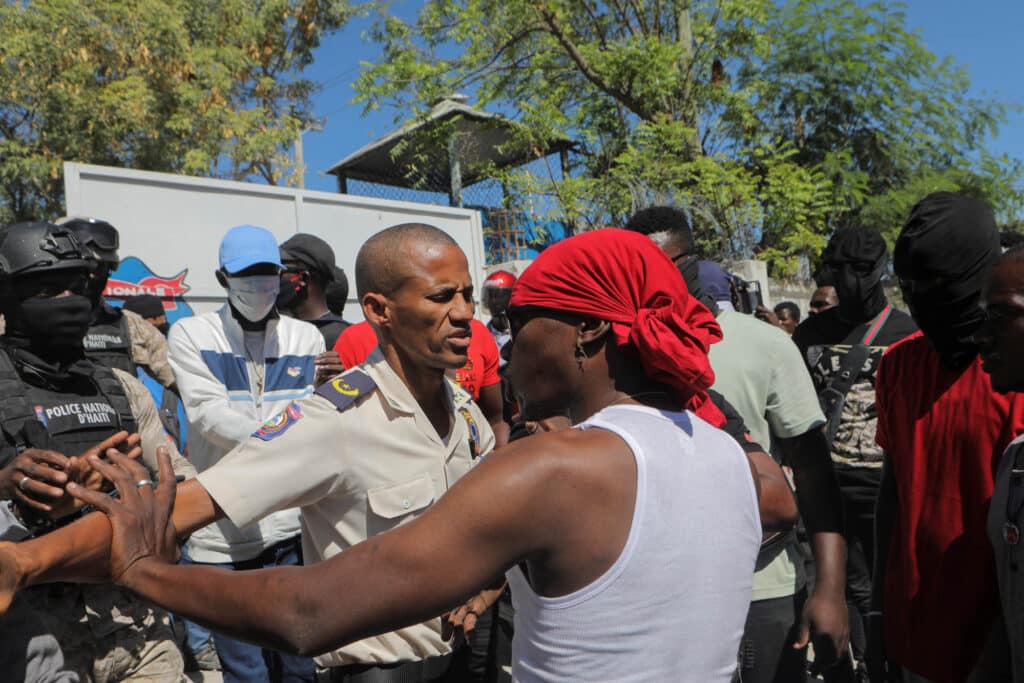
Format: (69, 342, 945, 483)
(4, 295, 94, 363)
(85, 263, 111, 309)
(894, 192, 1000, 371)
(821, 227, 888, 324)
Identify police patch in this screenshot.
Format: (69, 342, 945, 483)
(459, 407, 481, 459)
(253, 402, 303, 441)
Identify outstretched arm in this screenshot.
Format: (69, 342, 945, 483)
(0, 474, 220, 612)
(73, 434, 576, 657)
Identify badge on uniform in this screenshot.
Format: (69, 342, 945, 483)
(459, 407, 481, 459)
(1006, 522, 1021, 546)
(253, 402, 303, 441)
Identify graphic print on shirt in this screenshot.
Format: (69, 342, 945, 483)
(455, 357, 478, 399)
(805, 343, 887, 466)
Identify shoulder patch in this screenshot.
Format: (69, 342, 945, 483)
(253, 402, 303, 441)
(315, 368, 377, 412)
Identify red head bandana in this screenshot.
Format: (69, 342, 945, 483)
(510, 228, 725, 427)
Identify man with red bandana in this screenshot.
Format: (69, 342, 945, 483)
(0, 228, 783, 683)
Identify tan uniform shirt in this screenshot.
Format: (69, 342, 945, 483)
(198, 352, 495, 667)
(122, 309, 176, 389)
(112, 368, 195, 479)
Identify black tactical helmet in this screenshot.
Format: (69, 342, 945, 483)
(0, 222, 93, 277)
(57, 216, 120, 268)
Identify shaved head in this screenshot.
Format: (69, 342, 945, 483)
(355, 223, 459, 298)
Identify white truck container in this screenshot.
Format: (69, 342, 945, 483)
(63, 162, 488, 324)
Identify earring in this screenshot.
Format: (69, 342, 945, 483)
(575, 336, 586, 370)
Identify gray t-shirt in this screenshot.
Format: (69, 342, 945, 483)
(709, 310, 826, 601)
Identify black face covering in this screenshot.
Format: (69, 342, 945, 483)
(85, 266, 110, 309)
(156, 323, 170, 336)
(275, 275, 307, 311)
(821, 227, 888, 323)
(5, 295, 94, 362)
(895, 192, 1000, 371)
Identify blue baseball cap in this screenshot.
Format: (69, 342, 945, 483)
(219, 225, 283, 274)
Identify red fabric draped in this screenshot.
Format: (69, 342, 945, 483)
(510, 228, 725, 427)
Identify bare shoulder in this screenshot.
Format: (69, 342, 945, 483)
(463, 428, 634, 508)
(488, 428, 628, 467)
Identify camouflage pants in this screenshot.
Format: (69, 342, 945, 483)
(24, 583, 186, 683)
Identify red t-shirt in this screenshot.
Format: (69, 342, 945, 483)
(333, 319, 500, 401)
(876, 332, 1024, 682)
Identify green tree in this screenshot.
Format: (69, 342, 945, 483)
(355, 0, 1021, 275)
(0, 0, 356, 223)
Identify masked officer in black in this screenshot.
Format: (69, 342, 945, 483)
(791, 227, 918, 671)
(57, 217, 176, 389)
(0, 221, 194, 682)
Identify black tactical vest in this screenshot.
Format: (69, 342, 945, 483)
(0, 350, 136, 467)
(84, 304, 137, 376)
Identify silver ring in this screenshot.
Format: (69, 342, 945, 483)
(135, 479, 154, 488)
(17, 476, 29, 492)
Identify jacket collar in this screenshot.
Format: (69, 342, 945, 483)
(216, 304, 279, 353)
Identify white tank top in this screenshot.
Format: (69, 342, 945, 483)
(505, 405, 760, 683)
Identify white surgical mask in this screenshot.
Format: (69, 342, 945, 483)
(227, 275, 279, 322)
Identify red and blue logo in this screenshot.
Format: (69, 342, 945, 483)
(253, 402, 304, 441)
(103, 257, 193, 324)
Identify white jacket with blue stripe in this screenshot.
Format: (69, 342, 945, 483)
(168, 305, 325, 563)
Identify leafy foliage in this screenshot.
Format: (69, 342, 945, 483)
(0, 0, 356, 222)
(355, 0, 1021, 274)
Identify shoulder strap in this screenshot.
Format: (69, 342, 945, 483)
(819, 343, 872, 447)
(0, 349, 36, 453)
(859, 304, 892, 346)
(91, 365, 138, 434)
(314, 368, 377, 413)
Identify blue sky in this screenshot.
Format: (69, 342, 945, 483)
(298, 0, 1024, 196)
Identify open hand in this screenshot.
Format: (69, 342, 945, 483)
(0, 431, 141, 520)
(46, 432, 143, 520)
(67, 445, 178, 584)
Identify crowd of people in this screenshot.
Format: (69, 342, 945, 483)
(0, 191, 1021, 683)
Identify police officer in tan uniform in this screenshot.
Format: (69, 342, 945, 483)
(0, 221, 194, 681)
(0, 223, 493, 683)
(196, 224, 494, 681)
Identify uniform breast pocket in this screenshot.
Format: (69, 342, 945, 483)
(366, 474, 437, 536)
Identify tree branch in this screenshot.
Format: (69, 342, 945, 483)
(535, 6, 652, 120)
